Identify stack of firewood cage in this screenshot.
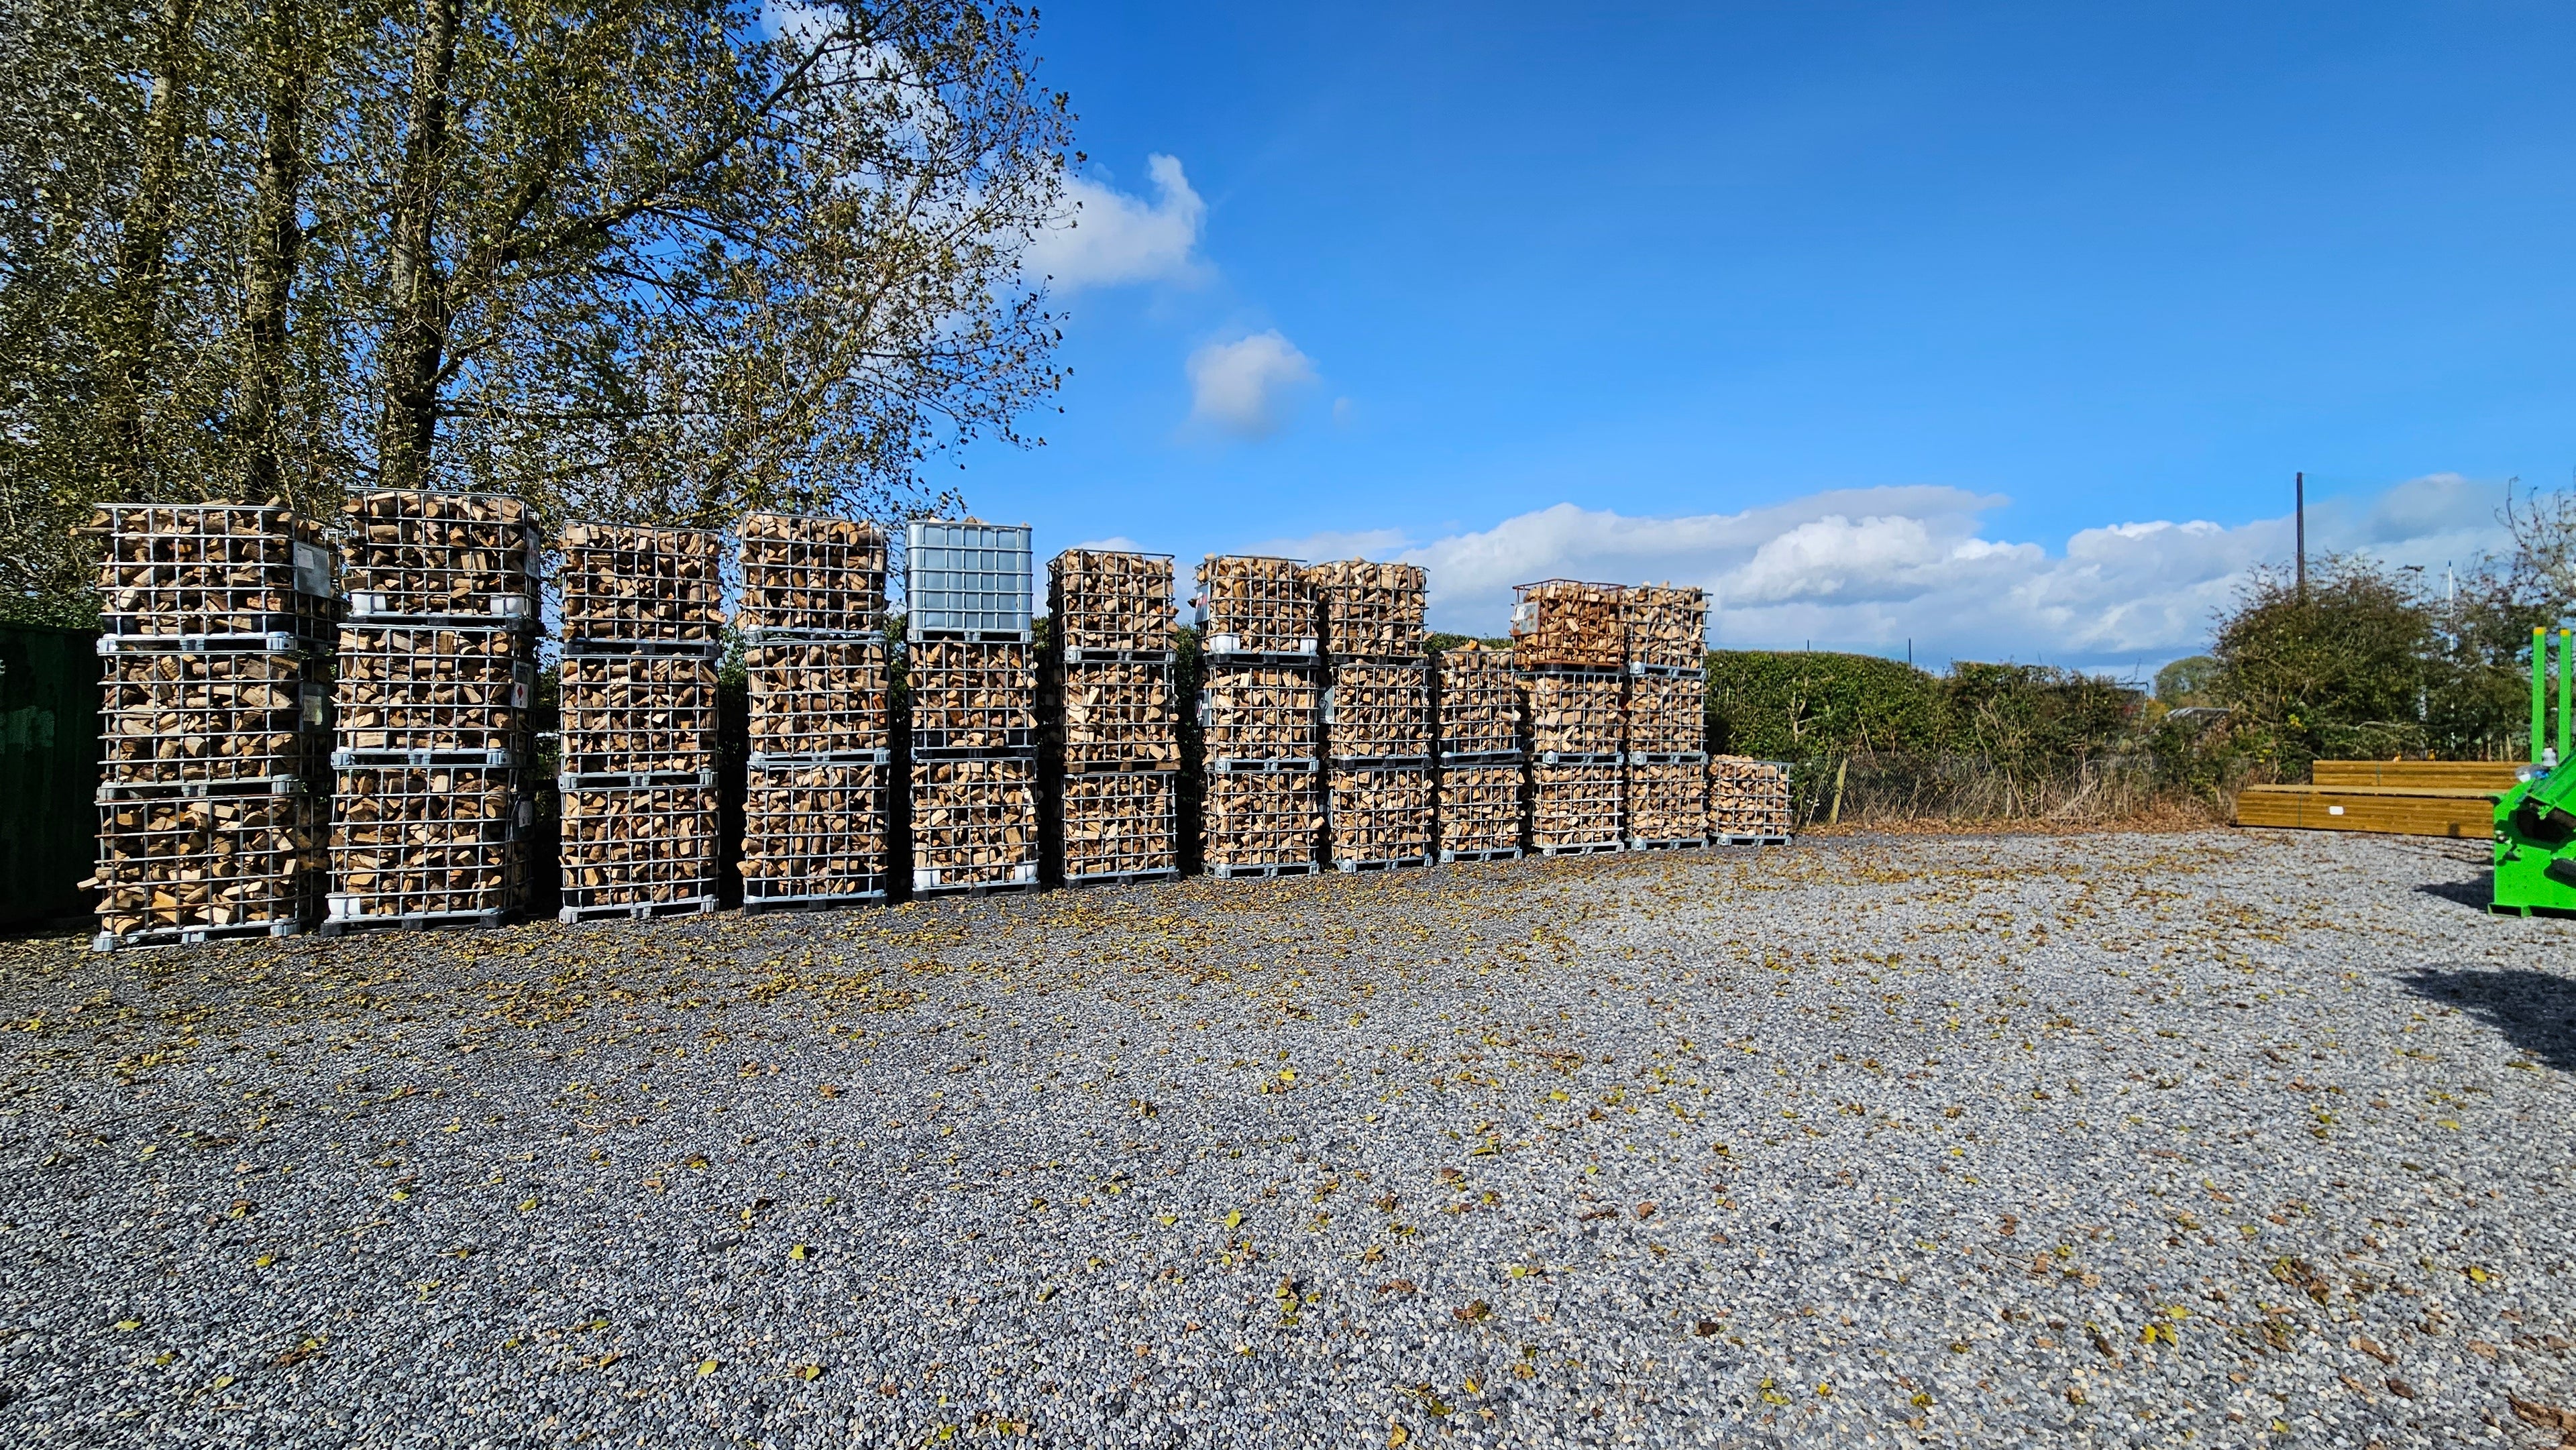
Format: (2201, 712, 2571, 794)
(1309, 560, 1432, 871)
(89, 503, 337, 949)
(1512, 579, 1627, 854)
(907, 520, 1039, 895)
(738, 514, 890, 911)
(324, 490, 539, 932)
(1195, 555, 1321, 877)
(1044, 549, 1180, 886)
(1621, 584, 1709, 849)
(1432, 641, 1525, 861)
(555, 523, 722, 921)
(1708, 756, 1794, 842)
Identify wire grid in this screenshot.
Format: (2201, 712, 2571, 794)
(1624, 759, 1708, 841)
(560, 654, 718, 775)
(1194, 556, 1313, 653)
(94, 503, 334, 635)
(1708, 757, 1794, 836)
(329, 766, 525, 917)
(1623, 673, 1707, 756)
(905, 521, 1033, 637)
(1326, 763, 1432, 862)
(1324, 659, 1430, 760)
(1620, 585, 1708, 671)
(556, 524, 722, 641)
(1530, 762, 1624, 848)
(1060, 770, 1178, 879)
(1199, 663, 1320, 759)
(1059, 659, 1179, 770)
(340, 490, 537, 616)
(746, 641, 888, 755)
(1522, 672, 1625, 756)
(909, 640, 1035, 750)
(737, 513, 887, 634)
(336, 626, 533, 752)
(93, 793, 322, 936)
(1048, 550, 1175, 653)
(559, 787, 719, 905)
(1302, 560, 1427, 658)
(1509, 579, 1625, 668)
(99, 651, 325, 785)
(743, 763, 890, 899)
(1436, 648, 1522, 756)
(1436, 762, 1525, 854)
(910, 757, 1038, 879)
(1201, 769, 1320, 869)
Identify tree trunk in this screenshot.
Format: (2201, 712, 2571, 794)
(101, 0, 201, 501)
(380, 0, 464, 492)
(239, 0, 308, 502)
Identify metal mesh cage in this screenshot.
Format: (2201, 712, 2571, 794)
(93, 502, 335, 639)
(1323, 659, 1430, 761)
(1531, 761, 1623, 849)
(910, 757, 1038, 888)
(1620, 585, 1707, 671)
(335, 626, 533, 755)
(561, 655, 718, 776)
(910, 640, 1036, 753)
(1049, 550, 1175, 654)
(1059, 659, 1178, 771)
(1509, 579, 1625, 668)
(1326, 763, 1432, 865)
(737, 513, 887, 636)
(1201, 770, 1320, 869)
(559, 786, 719, 907)
(557, 524, 722, 643)
(93, 792, 323, 940)
(1193, 556, 1313, 655)
(1523, 672, 1625, 757)
(339, 490, 537, 620)
(1624, 759, 1708, 844)
(99, 651, 327, 786)
(1060, 770, 1179, 880)
(1303, 560, 1426, 659)
(1436, 646, 1522, 758)
(1199, 663, 1320, 761)
(1708, 757, 1793, 838)
(1436, 762, 1525, 856)
(1623, 673, 1707, 757)
(743, 763, 890, 902)
(327, 765, 527, 919)
(746, 641, 888, 757)
(905, 520, 1033, 638)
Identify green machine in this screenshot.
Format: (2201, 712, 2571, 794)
(2494, 625, 2576, 915)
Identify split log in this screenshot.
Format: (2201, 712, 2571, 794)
(909, 640, 1036, 750)
(560, 655, 718, 775)
(1049, 550, 1175, 653)
(559, 786, 719, 905)
(747, 642, 888, 755)
(99, 651, 324, 784)
(1201, 771, 1320, 869)
(557, 524, 722, 642)
(340, 490, 537, 616)
(1509, 579, 1624, 667)
(1059, 770, 1179, 879)
(737, 513, 886, 634)
(1622, 673, 1707, 756)
(1521, 672, 1625, 756)
(1435, 761, 1525, 854)
(1623, 759, 1707, 842)
(1194, 556, 1313, 654)
(1326, 764, 1432, 863)
(1435, 644, 1521, 757)
(1057, 660, 1179, 770)
(1619, 585, 1707, 671)
(743, 763, 890, 896)
(1199, 663, 1320, 759)
(1707, 756, 1794, 837)
(910, 757, 1038, 883)
(1324, 659, 1430, 760)
(1529, 761, 1623, 848)
(1302, 559, 1426, 658)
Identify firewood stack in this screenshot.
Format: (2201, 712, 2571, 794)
(1522, 672, 1626, 759)
(1528, 761, 1623, 852)
(556, 524, 722, 920)
(88, 503, 335, 950)
(739, 514, 892, 909)
(1512, 580, 1627, 855)
(1044, 550, 1180, 885)
(1326, 765, 1433, 867)
(1307, 561, 1432, 871)
(1620, 585, 1707, 849)
(737, 513, 885, 640)
(328, 491, 540, 931)
(1708, 756, 1794, 842)
(1508, 579, 1624, 669)
(1196, 556, 1321, 876)
(1305, 559, 1426, 659)
(1433, 642, 1525, 860)
(907, 520, 1038, 894)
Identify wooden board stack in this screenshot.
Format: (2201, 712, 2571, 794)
(1044, 550, 1180, 886)
(1197, 556, 1321, 877)
(1433, 643, 1526, 860)
(87, 503, 334, 950)
(908, 521, 1038, 895)
(1621, 585, 1707, 849)
(327, 491, 540, 932)
(1707, 756, 1793, 842)
(737, 515, 892, 910)
(556, 524, 722, 921)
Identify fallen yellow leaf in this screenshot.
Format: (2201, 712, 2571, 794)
(697, 1359, 720, 1377)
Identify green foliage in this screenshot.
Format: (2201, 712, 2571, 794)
(2154, 655, 2218, 704)
(1703, 650, 1947, 759)
(2211, 557, 2436, 771)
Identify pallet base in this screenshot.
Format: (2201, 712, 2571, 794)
(1532, 840, 1623, 856)
(1206, 861, 1320, 879)
(94, 919, 309, 952)
(912, 879, 1041, 899)
(318, 909, 515, 936)
(559, 897, 718, 924)
(1061, 868, 1180, 888)
(743, 892, 887, 913)
(1715, 834, 1792, 846)
(1437, 847, 1523, 863)
(1333, 856, 1428, 873)
(1625, 836, 1707, 852)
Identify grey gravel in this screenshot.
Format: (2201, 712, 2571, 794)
(1, 826, 2571, 1448)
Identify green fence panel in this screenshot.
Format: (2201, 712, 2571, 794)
(1, 624, 101, 927)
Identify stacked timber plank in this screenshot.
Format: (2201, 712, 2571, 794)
(326, 491, 539, 932)
(1044, 549, 1180, 886)
(1708, 757, 1793, 842)
(908, 521, 1038, 895)
(1197, 556, 1320, 877)
(556, 524, 722, 921)
(88, 503, 335, 949)
(1621, 585, 1707, 850)
(1433, 642, 1526, 861)
(1309, 560, 1432, 871)
(738, 514, 891, 911)
(1514, 579, 1627, 854)
(2233, 760, 2516, 840)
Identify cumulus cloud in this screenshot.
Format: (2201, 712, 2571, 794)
(1185, 331, 1318, 438)
(1024, 154, 1207, 292)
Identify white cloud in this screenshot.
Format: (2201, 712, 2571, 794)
(1185, 331, 1317, 438)
(1227, 527, 1413, 564)
(1024, 154, 1206, 292)
(1065, 536, 1146, 554)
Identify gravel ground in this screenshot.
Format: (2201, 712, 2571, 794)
(1, 826, 2571, 1449)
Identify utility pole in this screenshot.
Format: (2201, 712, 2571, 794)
(2295, 471, 2307, 602)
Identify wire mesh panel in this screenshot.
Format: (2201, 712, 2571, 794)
(1326, 764, 1432, 866)
(1199, 663, 1320, 761)
(327, 766, 527, 920)
(1436, 762, 1525, 858)
(1709, 757, 1794, 840)
(559, 786, 719, 912)
(557, 524, 722, 644)
(1623, 673, 1707, 758)
(335, 626, 532, 756)
(910, 757, 1038, 889)
(910, 640, 1035, 754)
(1523, 672, 1625, 758)
(1059, 660, 1178, 770)
(1509, 579, 1625, 669)
(1531, 761, 1623, 850)
(1202, 770, 1320, 870)
(1303, 560, 1427, 659)
(906, 520, 1033, 639)
(1194, 556, 1314, 656)
(92, 792, 323, 944)
(340, 490, 538, 620)
(99, 651, 327, 787)
(1624, 759, 1708, 845)
(1049, 550, 1175, 654)
(1436, 645, 1522, 758)
(743, 763, 890, 903)
(745, 642, 888, 758)
(737, 513, 887, 636)
(1060, 771, 1179, 881)
(93, 502, 335, 641)
(1324, 659, 1430, 761)
(1621, 585, 1707, 672)
(560, 655, 718, 776)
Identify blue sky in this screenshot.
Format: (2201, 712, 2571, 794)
(949, 1, 2576, 671)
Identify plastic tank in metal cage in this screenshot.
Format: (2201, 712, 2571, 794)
(905, 521, 1033, 641)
